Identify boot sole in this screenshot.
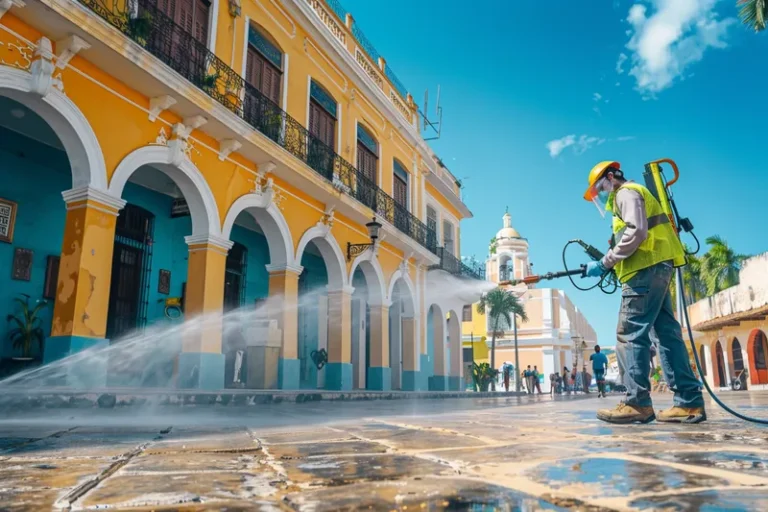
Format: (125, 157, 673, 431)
(657, 412, 707, 424)
(597, 412, 656, 425)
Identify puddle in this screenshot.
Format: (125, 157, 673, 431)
(533, 457, 728, 497)
(630, 489, 768, 511)
(648, 451, 768, 475)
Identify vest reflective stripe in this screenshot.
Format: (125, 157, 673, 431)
(609, 182, 686, 283)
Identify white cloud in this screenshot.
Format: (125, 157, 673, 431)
(547, 135, 576, 158)
(622, 0, 735, 96)
(593, 92, 603, 102)
(546, 135, 635, 158)
(593, 106, 602, 115)
(616, 53, 628, 74)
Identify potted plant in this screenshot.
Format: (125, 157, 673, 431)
(126, 12, 153, 46)
(202, 72, 220, 91)
(471, 362, 498, 392)
(7, 294, 48, 361)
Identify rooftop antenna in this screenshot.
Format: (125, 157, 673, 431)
(421, 85, 443, 141)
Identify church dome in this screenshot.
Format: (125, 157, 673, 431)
(496, 212, 522, 241)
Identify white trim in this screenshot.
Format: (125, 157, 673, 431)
(241, 15, 251, 77)
(348, 250, 387, 307)
(62, 186, 126, 210)
(295, 225, 349, 290)
(0, 0, 25, 20)
(282, 53, 289, 110)
(109, 144, 221, 237)
(185, 234, 234, 251)
(305, 74, 312, 128)
(265, 263, 304, 274)
(208, 0, 219, 54)
(0, 65, 108, 190)
(221, 193, 295, 268)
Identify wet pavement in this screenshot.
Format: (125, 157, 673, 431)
(0, 391, 767, 511)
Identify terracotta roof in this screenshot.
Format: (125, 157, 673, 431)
(691, 304, 768, 332)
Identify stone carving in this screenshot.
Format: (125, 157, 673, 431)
(30, 37, 61, 96)
(355, 48, 383, 90)
(306, 0, 346, 45)
(0, 37, 34, 71)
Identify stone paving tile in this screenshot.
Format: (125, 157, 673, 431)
(629, 488, 768, 511)
(281, 453, 455, 485)
(284, 477, 569, 511)
(425, 443, 586, 468)
(530, 457, 729, 499)
(147, 429, 257, 454)
(267, 440, 387, 459)
(124, 451, 262, 474)
(347, 426, 487, 450)
(641, 429, 768, 446)
(80, 470, 277, 509)
(257, 429, 354, 445)
(644, 450, 768, 476)
(0, 457, 111, 510)
(3, 433, 147, 458)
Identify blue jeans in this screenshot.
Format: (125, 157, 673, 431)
(617, 262, 703, 408)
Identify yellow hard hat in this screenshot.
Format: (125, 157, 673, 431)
(583, 161, 620, 201)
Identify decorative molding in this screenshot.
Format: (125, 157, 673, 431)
(319, 205, 335, 228)
(54, 35, 90, 69)
(0, 0, 24, 20)
(354, 48, 383, 90)
(304, 0, 345, 45)
(184, 234, 234, 252)
(61, 186, 126, 213)
(327, 285, 356, 296)
(303, 37, 347, 93)
(150, 127, 169, 146)
(183, 115, 208, 132)
(0, 35, 34, 71)
(252, 0, 296, 38)
(350, 89, 386, 131)
(148, 95, 176, 122)
(265, 263, 304, 274)
(390, 90, 410, 122)
(218, 139, 241, 160)
(30, 37, 59, 96)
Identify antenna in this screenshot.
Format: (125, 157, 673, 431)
(420, 85, 443, 141)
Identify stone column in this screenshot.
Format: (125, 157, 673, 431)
(448, 315, 462, 391)
(326, 286, 353, 390)
(177, 235, 231, 390)
(46, 187, 125, 387)
(401, 317, 419, 390)
(367, 303, 390, 391)
(267, 263, 303, 390)
(429, 307, 448, 391)
(389, 305, 403, 390)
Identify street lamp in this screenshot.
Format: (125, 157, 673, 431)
(347, 217, 382, 260)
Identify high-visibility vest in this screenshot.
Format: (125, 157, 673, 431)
(607, 182, 685, 283)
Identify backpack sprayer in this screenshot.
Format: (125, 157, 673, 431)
(502, 159, 767, 425)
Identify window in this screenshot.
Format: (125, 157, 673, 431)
(224, 242, 247, 312)
(393, 160, 409, 209)
(157, 0, 210, 44)
(756, 331, 768, 370)
(308, 81, 337, 179)
(356, 125, 378, 184)
(443, 220, 455, 255)
(426, 205, 438, 248)
(462, 304, 472, 322)
(246, 26, 283, 105)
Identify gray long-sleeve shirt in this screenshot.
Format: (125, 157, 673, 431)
(601, 184, 648, 270)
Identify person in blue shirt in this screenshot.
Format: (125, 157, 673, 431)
(590, 345, 609, 398)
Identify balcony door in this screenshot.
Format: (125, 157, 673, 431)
(244, 26, 284, 141)
(156, 0, 210, 43)
(308, 80, 337, 180)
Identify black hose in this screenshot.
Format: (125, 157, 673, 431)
(678, 266, 768, 425)
(561, 240, 618, 294)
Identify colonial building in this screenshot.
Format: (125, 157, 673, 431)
(0, 0, 482, 390)
(686, 253, 768, 391)
(462, 212, 597, 392)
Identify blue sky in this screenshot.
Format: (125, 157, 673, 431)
(344, 0, 768, 347)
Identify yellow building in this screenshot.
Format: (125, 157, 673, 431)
(461, 212, 598, 392)
(0, 0, 480, 391)
(685, 253, 768, 391)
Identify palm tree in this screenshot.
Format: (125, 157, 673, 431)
(681, 252, 706, 304)
(738, 0, 768, 31)
(476, 288, 527, 391)
(702, 236, 748, 295)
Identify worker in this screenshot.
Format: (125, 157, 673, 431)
(582, 161, 705, 424)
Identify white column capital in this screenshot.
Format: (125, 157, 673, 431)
(184, 234, 234, 253)
(0, 0, 25, 21)
(266, 263, 304, 275)
(62, 186, 125, 214)
(327, 285, 355, 296)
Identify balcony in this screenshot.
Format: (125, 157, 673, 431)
(73, 0, 437, 254)
(429, 248, 486, 281)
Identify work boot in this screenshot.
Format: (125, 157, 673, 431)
(597, 402, 655, 424)
(657, 406, 707, 424)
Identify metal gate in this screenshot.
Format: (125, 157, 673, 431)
(223, 241, 247, 312)
(106, 204, 154, 340)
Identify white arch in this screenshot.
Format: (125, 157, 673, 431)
(295, 225, 347, 290)
(447, 310, 462, 378)
(428, 302, 447, 376)
(349, 250, 387, 307)
(0, 66, 108, 190)
(222, 194, 294, 267)
(387, 268, 417, 317)
(109, 145, 220, 237)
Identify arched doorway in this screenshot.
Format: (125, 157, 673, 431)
(730, 338, 745, 388)
(294, 228, 347, 390)
(748, 329, 768, 385)
(714, 340, 726, 388)
(349, 254, 386, 390)
(699, 345, 707, 377)
(447, 310, 462, 391)
(388, 272, 416, 391)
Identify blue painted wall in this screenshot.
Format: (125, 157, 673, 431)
(297, 249, 327, 388)
(0, 128, 68, 358)
(229, 224, 270, 306)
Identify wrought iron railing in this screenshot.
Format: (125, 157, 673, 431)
(499, 265, 512, 283)
(79, 0, 437, 254)
(429, 248, 486, 281)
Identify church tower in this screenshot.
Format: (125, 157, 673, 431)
(489, 210, 531, 284)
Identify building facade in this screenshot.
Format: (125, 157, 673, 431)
(461, 212, 598, 392)
(0, 0, 481, 390)
(686, 253, 768, 391)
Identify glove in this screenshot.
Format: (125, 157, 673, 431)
(584, 260, 607, 278)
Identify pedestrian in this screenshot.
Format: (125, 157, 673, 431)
(522, 366, 530, 394)
(556, 373, 563, 394)
(549, 373, 556, 396)
(590, 345, 609, 398)
(521, 369, 529, 394)
(562, 366, 570, 394)
(503, 363, 511, 392)
(582, 161, 705, 424)
(533, 366, 543, 394)
(582, 365, 591, 393)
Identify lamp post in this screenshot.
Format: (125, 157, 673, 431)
(347, 217, 382, 260)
